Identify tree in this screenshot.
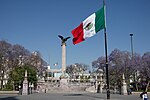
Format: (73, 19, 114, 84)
(92, 49, 139, 90)
(91, 48, 150, 91)
(30, 51, 47, 76)
(0, 40, 48, 90)
(92, 56, 106, 71)
(0, 40, 12, 90)
(108, 49, 142, 91)
(130, 53, 142, 91)
(66, 63, 89, 77)
(9, 65, 37, 90)
(140, 52, 150, 91)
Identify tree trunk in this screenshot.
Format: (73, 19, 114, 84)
(145, 80, 150, 92)
(135, 82, 138, 91)
(1, 79, 3, 90)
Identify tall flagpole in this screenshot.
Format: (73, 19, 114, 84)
(103, 0, 110, 99)
(104, 28, 110, 99)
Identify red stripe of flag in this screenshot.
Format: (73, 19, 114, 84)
(71, 23, 84, 44)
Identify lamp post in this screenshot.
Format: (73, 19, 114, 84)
(130, 33, 134, 81)
(18, 85, 21, 95)
(130, 33, 138, 90)
(129, 33, 134, 60)
(31, 83, 34, 94)
(1, 70, 4, 90)
(29, 83, 31, 94)
(29, 82, 33, 94)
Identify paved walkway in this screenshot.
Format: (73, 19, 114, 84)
(0, 92, 144, 100)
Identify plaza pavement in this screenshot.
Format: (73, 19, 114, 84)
(0, 92, 144, 100)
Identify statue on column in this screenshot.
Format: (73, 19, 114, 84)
(58, 35, 71, 45)
(58, 35, 70, 76)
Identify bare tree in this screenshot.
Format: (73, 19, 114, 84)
(140, 52, 150, 91)
(0, 40, 48, 90)
(66, 63, 89, 78)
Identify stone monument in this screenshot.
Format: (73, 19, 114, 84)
(58, 35, 70, 76)
(58, 35, 70, 90)
(22, 70, 28, 95)
(121, 74, 127, 95)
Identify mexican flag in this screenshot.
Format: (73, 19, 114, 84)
(71, 6, 105, 45)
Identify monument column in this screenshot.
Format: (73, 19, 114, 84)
(22, 70, 28, 95)
(61, 42, 66, 76)
(121, 73, 127, 95)
(58, 35, 70, 77)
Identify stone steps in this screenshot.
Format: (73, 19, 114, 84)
(0, 91, 19, 95)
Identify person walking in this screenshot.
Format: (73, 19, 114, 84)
(141, 92, 148, 100)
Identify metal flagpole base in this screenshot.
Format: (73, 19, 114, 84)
(107, 89, 110, 99)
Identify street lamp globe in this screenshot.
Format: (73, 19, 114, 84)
(130, 33, 133, 37)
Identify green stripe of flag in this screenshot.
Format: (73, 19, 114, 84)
(95, 6, 105, 33)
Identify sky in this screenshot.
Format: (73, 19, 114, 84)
(0, 0, 150, 69)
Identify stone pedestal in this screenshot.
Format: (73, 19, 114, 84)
(60, 78, 68, 86)
(22, 70, 28, 95)
(37, 76, 46, 93)
(60, 78, 68, 85)
(121, 74, 127, 95)
(86, 85, 96, 93)
(59, 78, 69, 91)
